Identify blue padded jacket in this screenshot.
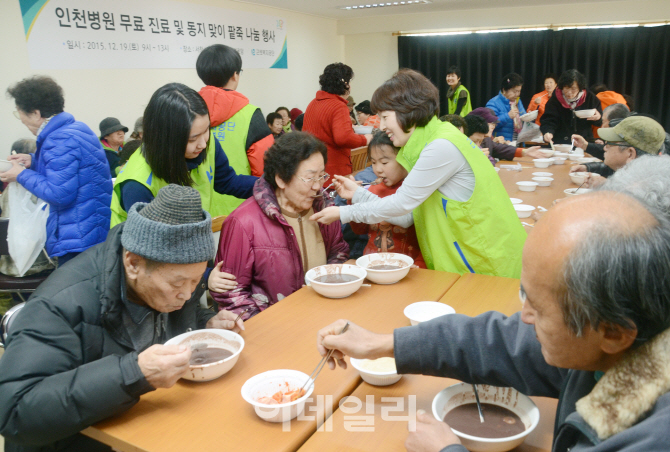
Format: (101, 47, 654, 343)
(485, 92, 527, 141)
(16, 112, 112, 257)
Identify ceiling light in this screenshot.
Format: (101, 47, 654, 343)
(340, 0, 431, 9)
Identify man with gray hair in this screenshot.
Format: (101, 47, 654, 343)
(317, 191, 670, 451)
(0, 184, 244, 452)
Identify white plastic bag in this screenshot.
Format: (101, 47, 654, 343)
(6, 182, 49, 277)
(517, 121, 543, 143)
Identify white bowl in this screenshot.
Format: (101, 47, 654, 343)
(516, 181, 538, 192)
(305, 264, 367, 298)
(432, 383, 540, 452)
(564, 188, 593, 196)
(404, 301, 456, 326)
(356, 253, 413, 285)
(554, 152, 571, 159)
(0, 160, 13, 173)
(532, 158, 553, 168)
(577, 157, 600, 164)
(553, 144, 573, 153)
(514, 204, 535, 218)
(532, 177, 553, 186)
(519, 110, 538, 122)
(575, 108, 597, 119)
(568, 153, 584, 161)
(353, 125, 373, 134)
(551, 157, 566, 165)
(531, 172, 552, 177)
(241, 369, 314, 423)
(164, 329, 244, 382)
(569, 172, 589, 185)
(350, 357, 402, 386)
(509, 198, 523, 204)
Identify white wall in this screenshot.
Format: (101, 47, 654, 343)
(342, 0, 670, 104)
(0, 0, 342, 158)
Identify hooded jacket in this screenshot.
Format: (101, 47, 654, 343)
(303, 91, 368, 185)
(16, 112, 112, 257)
(0, 225, 215, 452)
(211, 177, 349, 319)
(396, 311, 670, 452)
(540, 89, 603, 144)
(198, 86, 273, 177)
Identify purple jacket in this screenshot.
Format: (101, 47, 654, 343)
(482, 136, 518, 162)
(212, 177, 349, 319)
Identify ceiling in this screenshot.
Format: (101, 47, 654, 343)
(232, 0, 622, 20)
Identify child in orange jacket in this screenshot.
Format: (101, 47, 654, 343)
(349, 132, 426, 268)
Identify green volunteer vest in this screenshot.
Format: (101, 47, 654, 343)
(447, 85, 473, 117)
(209, 104, 256, 217)
(109, 133, 217, 227)
(396, 116, 525, 278)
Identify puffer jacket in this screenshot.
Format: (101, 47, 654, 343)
(486, 92, 526, 141)
(303, 90, 368, 185)
(540, 89, 603, 144)
(212, 177, 349, 318)
(0, 225, 215, 452)
(16, 112, 112, 257)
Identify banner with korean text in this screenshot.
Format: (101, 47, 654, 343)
(18, 0, 288, 69)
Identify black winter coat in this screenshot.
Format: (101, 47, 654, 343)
(0, 225, 215, 452)
(540, 91, 603, 144)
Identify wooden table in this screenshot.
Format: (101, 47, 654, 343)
(497, 156, 580, 227)
(82, 268, 460, 452)
(299, 274, 557, 452)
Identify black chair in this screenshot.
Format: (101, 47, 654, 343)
(0, 218, 51, 302)
(1, 302, 25, 347)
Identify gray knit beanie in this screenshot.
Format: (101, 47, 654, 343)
(121, 184, 215, 264)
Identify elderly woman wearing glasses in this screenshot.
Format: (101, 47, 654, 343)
(211, 132, 349, 319)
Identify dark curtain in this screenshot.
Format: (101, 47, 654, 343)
(398, 25, 670, 131)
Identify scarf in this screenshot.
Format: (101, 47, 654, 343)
(555, 88, 586, 110)
(446, 83, 461, 100)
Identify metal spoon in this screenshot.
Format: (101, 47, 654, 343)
(472, 384, 485, 423)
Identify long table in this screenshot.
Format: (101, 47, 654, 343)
(82, 268, 460, 452)
(298, 273, 556, 452)
(497, 156, 582, 227)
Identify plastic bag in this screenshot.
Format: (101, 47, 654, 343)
(6, 182, 49, 277)
(517, 121, 543, 143)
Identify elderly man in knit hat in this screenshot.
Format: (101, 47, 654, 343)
(99, 116, 128, 178)
(0, 185, 244, 452)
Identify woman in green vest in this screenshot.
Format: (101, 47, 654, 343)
(446, 66, 472, 117)
(110, 83, 257, 228)
(311, 70, 525, 278)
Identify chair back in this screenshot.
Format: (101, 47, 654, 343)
(351, 146, 369, 174)
(1, 302, 25, 346)
(211, 215, 227, 233)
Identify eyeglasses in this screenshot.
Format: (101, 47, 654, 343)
(297, 173, 329, 185)
(13, 111, 20, 120)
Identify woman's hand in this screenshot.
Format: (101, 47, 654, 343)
(333, 174, 359, 201)
(310, 206, 341, 225)
(586, 110, 602, 121)
(571, 134, 588, 150)
(570, 164, 587, 173)
(543, 133, 554, 143)
(8, 154, 31, 168)
(0, 161, 26, 183)
(583, 173, 606, 188)
(508, 106, 519, 119)
(364, 134, 374, 145)
(405, 410, 462, 452)
(523, 146, 551, 159)
(208, 262, 238, 293)
(493, 136, 506, 144)
(480, 147, 490, 157)
(535, 97, 542, 105)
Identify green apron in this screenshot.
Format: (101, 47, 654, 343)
(396, 116, 525, 278)
(109, 133, 217, 227)
(209, 104, 256, 216)
(447, 85, 473, 117)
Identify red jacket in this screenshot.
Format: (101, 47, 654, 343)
(212, 177, 349, 319)
(303, 91, 367, 185)
(199, 86, 274, 176)
(350, 182, 426, 268)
